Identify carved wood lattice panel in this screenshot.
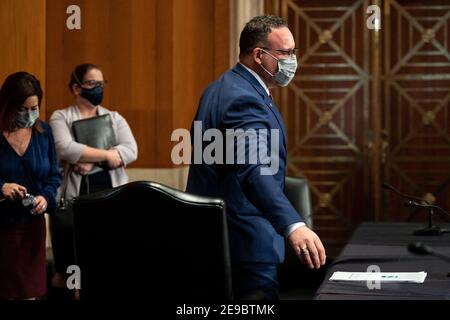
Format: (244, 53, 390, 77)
(266, 0, 450, 246)
(383, 0, 450, 222)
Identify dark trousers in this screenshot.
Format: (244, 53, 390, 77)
(231, 262, 279, 300)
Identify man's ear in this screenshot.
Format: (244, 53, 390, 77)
(252, 47, 263, 65)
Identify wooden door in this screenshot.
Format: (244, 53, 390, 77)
(265, 0, 450, 249)
(382, 0, 450, 223)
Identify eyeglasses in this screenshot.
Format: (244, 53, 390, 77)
(261, 47, 299, 56)
(81, 80, 108, 87)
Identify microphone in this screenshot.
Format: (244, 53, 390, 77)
(404, 200, 450, 217)
(408, 242, 432, 255)
(408, 242, 450, 263)
(383, 183, 449, 236)
(382, 183, 429, 204)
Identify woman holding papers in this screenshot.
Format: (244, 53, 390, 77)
(49, 63, 138, 299)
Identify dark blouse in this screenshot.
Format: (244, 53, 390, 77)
(0, 121, 61, 226)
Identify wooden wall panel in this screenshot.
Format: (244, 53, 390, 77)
(214, 0, 232, 77)
(0, 0, 46, 117)
(46, 0, 229, 168)
(46, 0, 157, 167)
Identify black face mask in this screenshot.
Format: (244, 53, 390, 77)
(81, 85, 103, 106)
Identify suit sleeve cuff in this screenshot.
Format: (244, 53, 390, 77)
(284, 222, 306, 237)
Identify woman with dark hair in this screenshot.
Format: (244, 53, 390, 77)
(0, 72, 61, 299)
(49, 63, 137, 298)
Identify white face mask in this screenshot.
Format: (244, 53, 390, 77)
(15, 109, 39, 128)
(259, 49, 298, 87)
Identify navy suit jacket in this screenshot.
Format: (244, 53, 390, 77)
(186, 63, 303, 264)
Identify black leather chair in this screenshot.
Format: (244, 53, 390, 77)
(71, 181, 233, 300)
(284, 176, 313, 228)
(279, 176, 326, 297)
(282, 176, 313, 277)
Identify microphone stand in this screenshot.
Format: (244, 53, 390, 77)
(383, 183, 450, 236)
(404, 201, 450, 236)
(419, 207, 440, 236)
(382, 183, 430, 205)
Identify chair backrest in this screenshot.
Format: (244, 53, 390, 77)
(285, 176, 313, 228)
(72, 181, 232, 300)
(279, 177, 315, 289)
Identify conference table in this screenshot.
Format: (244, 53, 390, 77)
(314, 222, 450, 299)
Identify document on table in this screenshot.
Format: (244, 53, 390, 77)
(329, 271, 427, 283)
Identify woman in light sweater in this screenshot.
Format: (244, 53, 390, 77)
(49, 63, 138, 299)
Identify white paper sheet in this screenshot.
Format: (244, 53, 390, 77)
(329, 271, 427, 283)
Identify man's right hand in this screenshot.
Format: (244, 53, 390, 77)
(1, 183, 27, 201)
(287, 225, 326, 269)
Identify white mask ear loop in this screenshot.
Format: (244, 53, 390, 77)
(258, 49, 278, 77)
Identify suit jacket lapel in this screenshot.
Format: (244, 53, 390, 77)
(232, 64, 287, 150)
(267, 98, 287, 150)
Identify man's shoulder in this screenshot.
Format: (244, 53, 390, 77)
(205, 66, 259, 99)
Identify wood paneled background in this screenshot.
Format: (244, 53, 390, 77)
(1, 0, 229, 168)
(0, 0, 47, 117)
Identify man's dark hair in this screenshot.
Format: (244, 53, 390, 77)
(239, 15, 288, 58)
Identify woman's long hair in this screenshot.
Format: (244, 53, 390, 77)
(0, 71, 44, 133)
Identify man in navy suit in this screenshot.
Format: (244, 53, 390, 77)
(186, 15, 326, 299)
